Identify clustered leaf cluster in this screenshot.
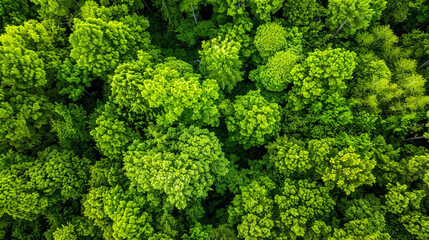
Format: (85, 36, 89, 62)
(1, 0, 429, 239)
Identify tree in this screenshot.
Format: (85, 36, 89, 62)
(274, 179, 335, 239)
(110, 52, 221, 127)
(247, 0, 285, 22)
(322, 146, 376, 194)
(208, 0, 285, 21)
(326, 0, 387, 37)
(182, 223, 212, 239)
(390, 60, 429, 113)
(0, 19, 63, 152)
(0, 19, 65, 75)
(399, 211, 429, 240)
(0, 0, 33, 32)
(123, 125, 229, 209)
(3, 0, 429, 238)
(90, 102, 139, 159)
(401, 30, 429, 63)
(286, 48, 356, 128)
(330, 219, 391, 239)
(0, 90, 54, 151)
(228, 178, 276, 240)
(103, 185, 154, 239)
(282, 0, 328, 51)
(52, 223, 77, 240)
(56, 58, 94, 101)
(225, 90, 282, 149)
(266, 135, 336, 179)
(207, 0, 247, 18)
(0, 151, 49, 221)
(283, 0, 326, 26)
(371, 136, 401, 186)
(356, 25, 410, 64)
(405, 154, 429, 187)
(51, 103, 91, 150)
(253, 22, 303, 60)
(216, 15, 255, 60)
(200, 36, 243, 93)
(383, 0, 427, 24)
(28, 146, 92, 201)
(332, 195, 391, 239)
(30, 0, 80, 21)
(0, 43, 46, 91)
(384, 182, 429, 240)
(82, 186, 114, 239)
(249, 50, 299, 92)
(351, 55, 401, 114)
(69, 4, 152, 77)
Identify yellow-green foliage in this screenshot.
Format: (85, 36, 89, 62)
(323, 146, 376, 194)
(327, 0, 386, 37)
(111, 52, 221, 127)
(254, 22, 303, 59)
(123, 125, 229, 209)
(226, 90, 282, 149)
(2, 1, 429, 239)
(250, 50, 299, 92)
(200, 36, 243, 93)
(69, 13, 151, 77)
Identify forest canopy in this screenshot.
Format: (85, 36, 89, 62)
(1, 0, 429, 239)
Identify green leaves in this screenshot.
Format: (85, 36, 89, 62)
(275, 179, 335, 238)
(208, 0, 285, 21)
(2, 1, 429, 239)
(56, 58, 93, 101)
(111, 53, 221, 127)
(322, 146, 376, 194)
(29, 146, 91, 201)
(266, 135, 336, 178)
(400, 211, 429, 240)
(0, 0, 32, 32)
(51, 103, 91, 149)
(229, 177, 335, 239)
(52, 223, 78, 240)
(332, 196, 390, 239)
(286, 48, 356, 129)
(104, 185, 154, 239)
(352, 56, 400, 114)
(200, 36, 243, 93)
(0, 151, 49, 221)
(0, 91, 54, 151)
(69, 11, 152, 77)
(248, 0, 285, 22)
(226, 90, 282, 149)
(254, 22, 303, 60)
(228, 178, 276, 240)
(123, 125, 229, 209)
(250, 50, 299, 92)
(327, 0, 386, 37)
(283, 0, 327, 26)
(91, 102, 138, 159)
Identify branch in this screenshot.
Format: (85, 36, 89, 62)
(141, 0, 153, 14)
(162, 0, 168, 10)
(334, 20, 347, 35)
(404, 136, 426, 141)
(193, 59, 201, 71)
(419, 59, 429, 68)
(191, 4, 198, 25)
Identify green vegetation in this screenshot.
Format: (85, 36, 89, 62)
(1, 0, 429, 239)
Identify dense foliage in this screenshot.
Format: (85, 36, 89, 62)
(1, 0, 429, 239)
